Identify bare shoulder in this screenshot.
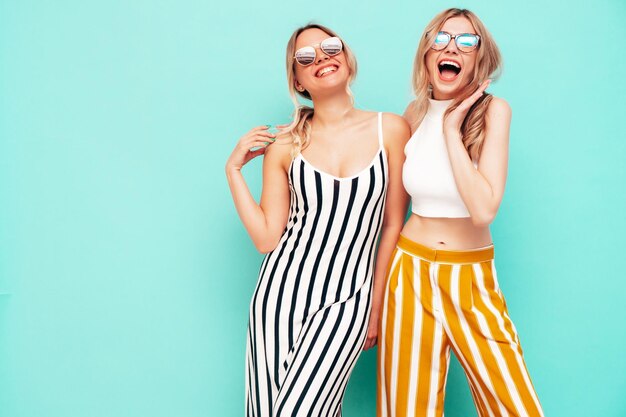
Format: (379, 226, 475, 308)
(353, 109, 379, 124)
(487, 96, 512, 119)
(483, 96, 512, 149)
(382, 112, 411, 146)
(263, 133, 293, 172)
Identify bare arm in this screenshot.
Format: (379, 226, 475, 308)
(364, 113, 411, 350)
(225, 127, 292, 253)
(444, 82, 511, 226)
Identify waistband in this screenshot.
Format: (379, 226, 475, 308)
(397, 234, 494, 264)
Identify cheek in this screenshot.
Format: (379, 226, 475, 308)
(426, 52, 437, 74)
(336, 54, 350, 75)
(425, 52, 435, 67)
(294, 66, 309, 84)
(425, 55, 437, 78)
(463, 56, 478, 78)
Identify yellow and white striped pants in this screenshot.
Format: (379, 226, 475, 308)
(377, 235, 544, 417)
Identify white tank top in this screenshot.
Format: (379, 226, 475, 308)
(403, 98, 472, 218)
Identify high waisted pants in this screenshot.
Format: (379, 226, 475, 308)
(377, 235, 544, 417)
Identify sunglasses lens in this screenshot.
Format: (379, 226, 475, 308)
(456, 34, 479, 52)
(432, 32, 450, 50)
(321, 37, 343, 56)
(295, 47, 315, 66)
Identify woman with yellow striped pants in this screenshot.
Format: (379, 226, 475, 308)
(372, 8, 545, 417)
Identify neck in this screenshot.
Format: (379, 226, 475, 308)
(431, 90, 454, 101)
(310, 92, 354, 128)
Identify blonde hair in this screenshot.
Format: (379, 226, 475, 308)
(283, 24, 358, 157)
(411, 8, 502, 161)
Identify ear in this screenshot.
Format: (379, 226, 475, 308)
(295, 81, 305, 92)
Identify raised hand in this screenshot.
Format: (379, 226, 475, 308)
(225, 125, 277, 172)
(443, 79, 491, 139)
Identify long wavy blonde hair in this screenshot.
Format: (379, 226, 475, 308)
(282, 24, 358, 157)
(411, 8, 502, 161)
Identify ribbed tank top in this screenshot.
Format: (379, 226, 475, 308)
(403, 98, 472, 218)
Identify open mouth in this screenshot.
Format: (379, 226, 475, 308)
(316, 65, 338, 78)
(438, 60, 461, 81)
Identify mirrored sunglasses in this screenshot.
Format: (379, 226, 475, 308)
(431, 31, 480, 53)
(294, 37, 343, 66)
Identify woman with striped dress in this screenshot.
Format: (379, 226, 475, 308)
(376, 9, 545, 417)
(225, 24, 410, 416)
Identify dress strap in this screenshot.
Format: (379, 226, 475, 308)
(377, 112, 384, 149)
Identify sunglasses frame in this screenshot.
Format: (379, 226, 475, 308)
(430, 31, 481, 53)
(293, 37, 343, 66)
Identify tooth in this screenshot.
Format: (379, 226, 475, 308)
(440, 60, 460, 68)
(318, 66, 336, 76)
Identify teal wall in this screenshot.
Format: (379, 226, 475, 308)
(1, 0, 625, 416)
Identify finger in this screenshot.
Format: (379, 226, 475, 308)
(250, 125, 271, 132)
(363, 337, 376, 350)
(239, 127, 269, 143)
(458, 80, 491, 112)
(251, 131, 277, 139)
(247, 140, 273, 151)
(248, 147, 266, 159)
(243, 125, 272, 137)
(238, 140, 269, 154)
(471, 80, 491, 101)
(241, 133, 275, 146)
(250, 137, 275, 146)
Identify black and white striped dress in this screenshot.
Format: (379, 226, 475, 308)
(246, 113, 389, 417)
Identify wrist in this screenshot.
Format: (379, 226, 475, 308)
(369, 306, 381, 319)
(225, 164, 242, 178)
(444, 129, 462, 143)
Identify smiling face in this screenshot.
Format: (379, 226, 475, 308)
(292, 28, 350, 100)
(425, 16, 479, 100)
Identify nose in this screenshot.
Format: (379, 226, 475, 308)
(315, 46, 330, 65)
(444, 38, 459, 54)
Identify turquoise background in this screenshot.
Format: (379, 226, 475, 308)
(1, 0, 625, 416)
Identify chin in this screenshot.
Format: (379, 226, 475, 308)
(317, 74, 349, 90)
(321, 82, 350, 97)
(432, 78, 469, 100)
(431, 85, 456, 99)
